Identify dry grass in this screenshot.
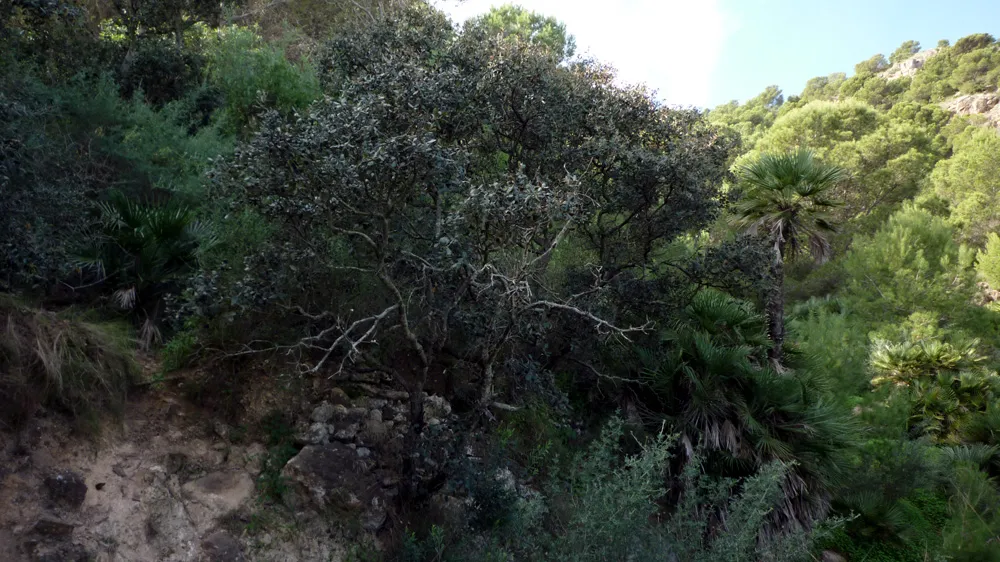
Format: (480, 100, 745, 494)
(0, 294, 139, 430)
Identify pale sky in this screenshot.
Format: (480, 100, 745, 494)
(433, 0, 997, 109)
(434, 0, 734, 108)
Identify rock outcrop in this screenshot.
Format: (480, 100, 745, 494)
(0, 381, 460, 562)
(881, 48, 940, 80)
(941, 91, 1000, 127)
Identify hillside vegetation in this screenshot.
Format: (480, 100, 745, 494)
(4, 1, 1000, 560)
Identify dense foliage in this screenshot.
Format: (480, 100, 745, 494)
(6, 0, 1000, 559)
(711, 32, 1000, 561)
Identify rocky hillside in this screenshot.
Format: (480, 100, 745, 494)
(882, 47, 1000, 127)
(0, 377, 459, 562)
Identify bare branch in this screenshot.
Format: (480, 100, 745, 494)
(529, 300, 652, 340)
(329, 226, 378, 249)
(306, 304, 399, 375)
(527, 218, 573, 270)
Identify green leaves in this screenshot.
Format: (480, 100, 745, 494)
(214, 6, 733, 399)
(733, 149, 846, 262)
(890, 40, 922, 65)
(466, 4, 576, 61)
(638, 290, 853, 530)
(931, 126, 1000, 246)
(842, 203, 975, 322)
(80, 191, 213, 313)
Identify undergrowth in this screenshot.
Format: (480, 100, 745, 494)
(257, 410, 299, 501)
(0, 294, 138, 431)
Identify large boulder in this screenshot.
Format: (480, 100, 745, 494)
(280, 443, 381, 516)
(881, 48, 940, 80)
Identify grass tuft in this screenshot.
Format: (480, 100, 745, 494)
(0, 294, 139, 430)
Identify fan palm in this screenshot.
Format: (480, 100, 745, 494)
(78, 191, 213, 347)
(638, 290, 854, 532)
(870, 338, 1000, 444)
(732, 150, 847, 365)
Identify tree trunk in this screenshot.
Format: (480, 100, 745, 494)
(400, 381, 425, 502)
(766, 241, 785, 367)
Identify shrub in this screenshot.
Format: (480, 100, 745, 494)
(0, 72, 93, 289)
(942, 464, 1000, 560)
(117, 38, 206, 106)
(160, 321, 200, 372)
(403, 418, 825, 562)
(0, 68, 231, 293)
(842, 204, 976, 323)
(890, 40, 921, 65)
(831, 438, 943, 556)
(0, 294, 138, 429)
(202, 24, 320, 134)
(256, 411, 299, 501)
(789, 297, 870, 397)
(978, 233, 1000, 288)
(637, 290, 854, 532)
(213, 5, 732, 448)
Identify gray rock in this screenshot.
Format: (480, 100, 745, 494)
(164, 452, 187, 475)
(30, 542, 90, 562)
(361, 497, 387, 532)
(369, 409, 383, 423)
(940, 91, 1000, 128)
(494, 468, 516, 492)
(32, 515, 77, 537)
(343, 408, 369, 424)
(304, 422, 330, 445)
(882, 48, 940, 80)
(382, 390, 409, 401)
(423, 395, 451, 422)
(43, 470, 87, 509)
(201, 530, 246, 562)
(333, 424, 358, 442)
(310, 401, 336, 424)
(356, 447, 371, 459)
(212, 420, 230, 440)
(280, 443, 381, 514)
(180, 472, 255, 528)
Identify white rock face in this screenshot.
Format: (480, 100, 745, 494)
(881, 48, 940, 80)
(941, 91, 1000, 127)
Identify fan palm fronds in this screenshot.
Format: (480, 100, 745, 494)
(638, 289, 855, 532)
(732, 150, 847, 263)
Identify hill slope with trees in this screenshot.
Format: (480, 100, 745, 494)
(710, 35, 1000, 561)
(3, 2, 1000, 560)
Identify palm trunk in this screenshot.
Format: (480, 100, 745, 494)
(767, 240, 785, 367)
